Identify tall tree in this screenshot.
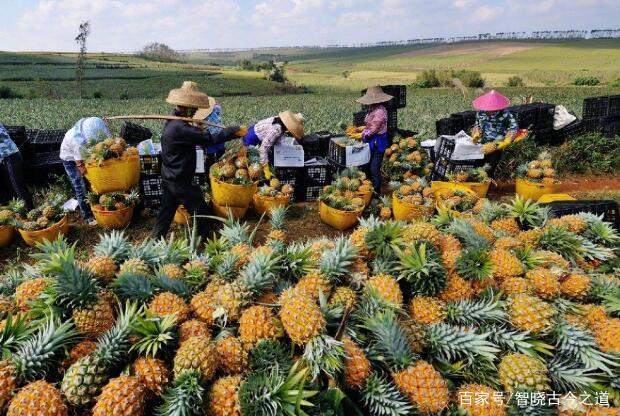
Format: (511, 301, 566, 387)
(75, 21, 90, 99)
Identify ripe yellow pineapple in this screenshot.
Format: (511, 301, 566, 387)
(489, 249, 524, 281)
(481, 142, 497, 155)
(6, 380, 67, 416)
(216, 337, 248, 375)
(118, 258, 151, 277)
(403, 222, 442, 247)
(465, 219, 496, 243)
(392, 360, 449, 413)
(560, 274, 590, 300)
(149, 292, 190, 323)
(342, 336, 370, 389)
(190, 278, 226, 325)
(557, 215, 587, 233)
(85, 256, 118, 283)
(230, 243, 252, 268)
(507, 294, 556, 334)
(494, 236, 523, 251)
(73, 298, 115, 338)
(498, 353, 550, 392)
(279, 292, 325, 345)
(161, 263, 185, 279)
(581, 304, 608, 330)
(173, 335, 218, 382)
(179, 319, 212, 343)
(0, 296, 14, 319)
(456, 384, 507, 416)
(517, 229, 543, 247)
(350, 227, 369, 257)
(212, 282, 247, 322)
(525, 268, 560, 300)
(527, 168, 542, 179)
(184, 260, 209, 276)
(62, 340, 97, 370)
(366, 274, 403, 306)
(437, 274, 474, 301)
(490, 218, 520, 235)
(500, 277, 532, 296)
(238, 305, 284, 346)
(206, 375, 242, 416)
(409, 296, 446, 325)
(593, 318, 620, 354)
(132, 356, 170, 396)
(15, 278, 49, 311)
(535, 250, 570, 270)
(92, 375, 148, 416)
(328, 286, 357, 309)
(295, 271, 332, 299)
(439, 235, 462, 272)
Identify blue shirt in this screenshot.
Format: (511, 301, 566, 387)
(0, 124, 19, 162)
(206, 104, 225, 154)
(474, 110, 518, 144)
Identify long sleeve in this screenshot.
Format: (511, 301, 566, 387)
(363, 106, 388, 138)
(253, 118, 283, 165)
(168, 122, 238, 147)
(506, 111, 518, 134)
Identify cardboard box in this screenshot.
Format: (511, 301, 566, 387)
(274, 137, 305, 167)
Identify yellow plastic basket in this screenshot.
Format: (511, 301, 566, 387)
(357, 190, 373, 206)
(174, 205, 191, 225)
(85, 157, 140, 194)
(392, 192, 435, 222)
(212, 202, 249, 220)
(210, 175, 258, 208)
(253, 194, 290, 217)
(92, 205, 134, 229)
(431, 180, 490, 198)
(18, 216, 69, 247)
(319, 201, 363, 231)
(0, 226, 15, 247)
(516, 179, 558, 202)
(536, 193, 576, 204)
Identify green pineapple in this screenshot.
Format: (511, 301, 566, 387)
(396, 242, 447, 297)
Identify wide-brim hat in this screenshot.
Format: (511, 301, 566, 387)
(279, 110, 305, 139)
(166, 81, 212, 109)
(473, 90, 510, 111)
(193, 97, 217, 120)
(356, 85, 394, 105)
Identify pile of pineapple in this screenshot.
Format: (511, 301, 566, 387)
(0, 200, 20, 228)
(345, 125, 365, 140)
(256, 178, 294, 198)
(88, 189, 140, 212)
(83, 136, 139, 165)
(479, 129, 529, 154)
(384, 136, 432, 182)
(210, 147, 262, 186)
(394, 177, 435, 206)
(320, 167, 372, 211)
(13, 194, 66, 231)
(518, 151, 558, 184)
(0, 194, 618, 416)
(447, 164, 492, 184)
(436, 187, 481, 213)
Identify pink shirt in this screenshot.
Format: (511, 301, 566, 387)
(363, 105, 388, 137)
(254, 117, 284, 164)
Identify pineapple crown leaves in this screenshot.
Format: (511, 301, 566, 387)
(513, 246, 545, 271)
(431, 207, 456, 230)
(239, 251, 283, 296)
(319, 237, 358, 281)
(219, 214, 252, 247)
(587, 275, 620, 303)
(363, 219, 406, 260)
(128, 238, 162, 267)
(446, 218, 490, 249)
(151, 276, 191, 300)
(249, 340, 293, 375)
(238, 362, 318, 416)
(301, 334, 345, 381)
(445, 297, 507, 326)
(318, 290, 345, 331)
(94, 301, 140, 366)
(94, 230, 131, 262)
(11, 317, 80, 382)
(283, 243, 315, 281)
(551, 321, 619, 374)
(454, 248, 495, 281)
(425, 323, 500, 363)
(269, 206, 288, 231)
(352, 287, 402, 325)
(478, 200, 511, 223)
(359, 372, 414, 416)
(578, 238, 615, 262)
(579, 213, 620, 247)
(361, 309, 416, 371)
(0, 267, 26, 297)
(7, 197, 26, 217)
(601, 293, 620, 317)
(156, 370, 204, 416)
(215, 252, 241, 281)
(508, 196, 549, 229)
(130, 312, 178, 358)
(112, 273, 154, 302)
(0, 314, 36, 359)
(547, 356, 604, 393)
(395, 242, 448, 297)
(31, 234, 70, 261)
(155, 234, 192, 266)
(536, 225, 584, 259)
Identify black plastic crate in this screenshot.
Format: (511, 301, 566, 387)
(143, 197, 161, 210)
(28, 150, 62, 168)
(353, 111, 367, 127)
(140, 154, 162, 175)
(4, 125, 27, 148)
(329, 137, 347, 165)
(303, 131, 332, 158)
(509, 105, 538, 130)
(140, 174, 163, 198)
(121, 122, 152, 146)
(582, 118, 601, 133)
(536, 103, 556, 130)
(609, 95, 620, 117)
(545, 200, 619, 229)
(560, 120, 586, 139)
(450, 111, 477, 131)
(583, 96, 610, 119)
(387, 110, 398, 132)
(29, 130, 65, 152)
(304, 158, 332, 184)
(600, 116, 620, 138)
(361, 85, 406, 110)
(430, 136, 502, 180)
(533, 128, 565, 146)
(296, 184, 324, 202)
(436, 116, 465, 136)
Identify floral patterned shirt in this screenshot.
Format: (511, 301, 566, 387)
(363, 105, 388, 137)
(254, 117, 284, 165)
(473, 110, 518, 144)
(0, 124, 18, 162)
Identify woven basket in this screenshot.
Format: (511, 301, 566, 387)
(0, 226, 15, 247)
(85, 157, 140, 194)
(92, 205, 134, 229)
(210, 175, 258, 208)
(18, 216, 69, 247)
(319, 201, 363, 231)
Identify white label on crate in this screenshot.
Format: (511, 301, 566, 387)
(274, 144, 304, 167)
(195, 148, 205, 173)
(345, 144, 370, 166)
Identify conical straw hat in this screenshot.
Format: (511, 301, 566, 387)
(472, 90, 510, 111)
(356, 85, 394, 105)
(167, 81, 212, 109)
(279, 111, 305, 139)
(194, 97, 217, 120)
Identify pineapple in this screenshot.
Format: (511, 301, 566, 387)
(62, 340, 97, 369)
(593, 318, 620, 353)
(149, 292, 190, 322)
(216, 336, 248, 375)
(350, 227, 369, 257)
(437, 274, 474, 301)
(500, 277, 532, 296)
(498, 353, 550, 392)
(560, 274, 590, 300)
(295, 271, 333, 300)
(507, 294, 556, 334)
(365, 274, 403, 306)
(173, 335, 218, 382)
(132, 356, 170, 396)
(238, 305, 283, 346)
(190, 278, 225, 326)
(525, 268, 560, 299)
(179, 319, 211, 343)
(73, 298, 115, 338)
(118, 239, 159, 277)
(342, 336, 371, 389)
(396, 243, 447, 297)
(490, 217, 520, 235)
(456, 384, 506, 416)
(6, 380, 67, 416)
(92, 375, 148, 416)
(14, 278, 49, 311)
(206, 375, 242, 416)
(279, 291, 325, 345)
(409, 296, 446, 324)
(265, 206, 287, 245)
(402, 222, 442, 247)
(328, 286, 357, 309)
(392, 360, 450, 413)
(527, 168, 542, 179)
(160, 263, 185, 279)
(489, 249, 524, 281)
(557, 214, 587, 233)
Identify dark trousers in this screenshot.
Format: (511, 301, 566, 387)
(63, 161, 93, 221)
(369, 150, 384, 197)
(152, 180, 210, 239)
(0, 152, 33, 210)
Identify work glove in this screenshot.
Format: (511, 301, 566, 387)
(263, 164, 273, 180)
(235, 125, 248, 138)
(76, 161, 87, 175)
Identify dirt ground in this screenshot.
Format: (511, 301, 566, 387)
(398, 42, 535, 58)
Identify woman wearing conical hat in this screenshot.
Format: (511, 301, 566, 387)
(152, 81, 245, 239)
(471, 90, 518, 144)
(357, 86, 394, 198)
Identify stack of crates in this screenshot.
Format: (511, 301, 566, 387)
(24, 129, 65, 184)
(581, 95, 620, 138)
(273, 158, 333, 202)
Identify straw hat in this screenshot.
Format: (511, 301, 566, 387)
(166, 81, 212, 109)
(472, 90, 510, 111)
(193, 96, 217, 120)
(356, 85, 394, 105)
(279, 111, 305, 139)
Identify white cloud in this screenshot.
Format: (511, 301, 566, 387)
(453, 0, 473, 8)
(470, 5, 500, 22)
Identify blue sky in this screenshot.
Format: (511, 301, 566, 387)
(0, 0, 618, 52)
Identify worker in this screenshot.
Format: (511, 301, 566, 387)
(471, 90, 518, 144)
(357, 85, 394, 198)
(240, 111, 305, 179)
(60, 117, 110, 226)
(0, 123, 33, 210)
(152, 81, 245, 239)
(194, 96, 225, 172)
